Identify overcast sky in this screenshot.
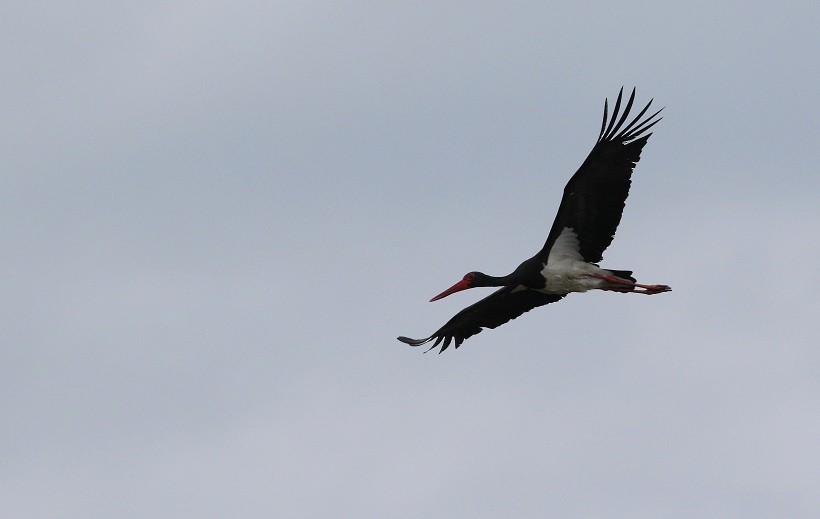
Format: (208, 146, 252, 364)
(2, 1, 818, 517)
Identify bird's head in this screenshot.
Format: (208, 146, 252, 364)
(430, 271, 491, 302)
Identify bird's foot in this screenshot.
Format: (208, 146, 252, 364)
(634, 284, 671, 295)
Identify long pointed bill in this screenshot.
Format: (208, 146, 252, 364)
(430, 279, 471, 302)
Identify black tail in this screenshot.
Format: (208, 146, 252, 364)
(608, 269, 636, 282)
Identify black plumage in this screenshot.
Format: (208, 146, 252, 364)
(398, 88, 666, 353)
(538, 88, 662, 264)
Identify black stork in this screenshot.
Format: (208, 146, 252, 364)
(398, 87, 671, 353)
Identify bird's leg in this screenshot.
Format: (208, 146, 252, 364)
(601, 286, 635, 293)
(593, 274, 671, 295)
(632, 284, 672, 295)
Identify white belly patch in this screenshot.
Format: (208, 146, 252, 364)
(540, 227, 607, 293)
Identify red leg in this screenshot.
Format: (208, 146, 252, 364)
(601, 286, 636, 293)
(635, 284, 672, 295)
(593, 273, 633, 285)
(593, 274, 671, 295)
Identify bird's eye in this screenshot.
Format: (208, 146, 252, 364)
(465, 273, 475, 281)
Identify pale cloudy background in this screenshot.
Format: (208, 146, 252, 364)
(2, 1, 818, 517)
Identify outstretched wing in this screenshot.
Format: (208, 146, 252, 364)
(539, 87, 663, 264)
(398, 287, 565, 353)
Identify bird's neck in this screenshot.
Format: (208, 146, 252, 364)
(478, 272, 522, 287)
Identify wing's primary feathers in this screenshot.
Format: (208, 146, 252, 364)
(539, 87, 663, 264)
(398, 288, 565, 353)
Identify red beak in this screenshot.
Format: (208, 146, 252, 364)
(430, 278, 471, 302)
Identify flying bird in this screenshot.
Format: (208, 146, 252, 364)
(398, 87, 671, 353)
